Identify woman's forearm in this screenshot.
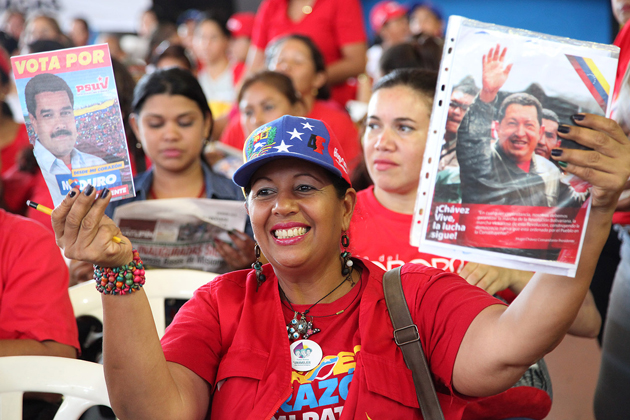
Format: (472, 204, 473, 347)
(102, 291, 208, 420)
(326, 42, 367, 85)
(454, 209, 612, 397)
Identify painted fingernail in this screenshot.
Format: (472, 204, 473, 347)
(551, 149, 563, 157)
(100, 188, 110, 199)
(558, 124, 571, 134)
(558, 161, 568, 168)
(83, 184, 94, 196)
(572, 114, 585, 121)
(68, 189, 77, 198)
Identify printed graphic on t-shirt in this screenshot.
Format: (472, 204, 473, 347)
(357, 253, 464, 273)
(274, 345, 361, 420)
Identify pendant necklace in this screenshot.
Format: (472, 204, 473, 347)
(281, 267, 360, 341)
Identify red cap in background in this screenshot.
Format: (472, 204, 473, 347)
(370, 1, 408, 33)
(227, 12, 255, 38)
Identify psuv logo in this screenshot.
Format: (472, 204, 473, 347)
(76, 76, 109, 95)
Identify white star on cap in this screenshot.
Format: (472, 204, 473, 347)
(274, 140, 293, 153)
(301, 122, 314, 131)
(287, 128, 304, 140)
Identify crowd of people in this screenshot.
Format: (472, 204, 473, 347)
(0, 1, 630, 419)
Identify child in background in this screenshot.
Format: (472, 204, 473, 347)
(226, 12, 254, 67)
(193, 13, 242, 120)
(209, 71, 304, 178)
(366, 1, 411, 80)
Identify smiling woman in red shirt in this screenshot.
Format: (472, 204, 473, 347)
(51, 107, 630, 419)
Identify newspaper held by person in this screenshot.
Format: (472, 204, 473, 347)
(112, 198, 248, 273)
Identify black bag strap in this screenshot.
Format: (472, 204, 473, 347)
(383, 266, 445, 420)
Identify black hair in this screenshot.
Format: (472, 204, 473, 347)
(27, 39, 65, 53)
(24, 73, 74, 117)
(238, 70, 301, 105)
(0, 45, 11, 118)
(152, 43, 195, 71)
(112, 57, 146, 172)
(132, 67, 212, 123)
(330, 173, 352, 199)
(196, 12, 231, 38)
(265, 34, 331, 100)
(542, 108, 559, 124)
(372, 68, 438, 108)
(498, 93, 543, 124)
(452, 76, 479, 97)
(379, 39, 442, 76)
(0, 31, 18, 55)
(133, 68, 212, 164)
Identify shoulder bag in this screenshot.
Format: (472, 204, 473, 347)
(383, 266, 445, 420)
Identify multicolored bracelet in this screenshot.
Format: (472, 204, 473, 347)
(94, 249, 146, 295)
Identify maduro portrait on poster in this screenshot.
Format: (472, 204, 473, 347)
(11, 44, 135, 206)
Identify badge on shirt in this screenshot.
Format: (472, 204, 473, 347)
(290, 340, 323, 372)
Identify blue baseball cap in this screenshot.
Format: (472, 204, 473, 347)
(232, 115, 352, 188)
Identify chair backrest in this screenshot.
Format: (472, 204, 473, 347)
(70, 269, 217, 337)
(0, 356, 110, 420)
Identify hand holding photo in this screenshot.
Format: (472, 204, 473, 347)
(412, 16, 619, 276)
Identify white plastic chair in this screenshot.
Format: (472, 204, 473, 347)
(70, 269, 218, 337)
(0, 356, 110, 420)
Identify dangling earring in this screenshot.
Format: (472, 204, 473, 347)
(340, 233, 354, 283)
(252, 243, 266, 291)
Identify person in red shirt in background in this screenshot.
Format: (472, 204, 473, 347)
(408, 1, 445, 38)
(192, 13, 246, 139)
(352, 68, 601, 420)
(0, 206, 79, 419)
(192, 14, 242, 117)
(226, 12, 255, 67)
(222, 34, 362, 174)
(238, 71, 304, 137)
(0, 46, 28, 177)
(366, 1, 412, 80)
(0, 45, 52, 229)
(245, 0, 367, 108)
(52, 106, 630, 418)
(206, 71, 304, 178)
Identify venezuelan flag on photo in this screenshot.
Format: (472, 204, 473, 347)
(566, 55, 610, 113)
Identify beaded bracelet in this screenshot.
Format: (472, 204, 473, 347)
(94, 249, 146, 295)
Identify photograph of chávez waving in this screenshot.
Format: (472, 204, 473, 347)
(416, 18, 618, 275)
(456, 44, 588, 209)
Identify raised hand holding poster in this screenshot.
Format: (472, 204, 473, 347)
(11, 44, 135, 206)
(411, 17, 619, 276)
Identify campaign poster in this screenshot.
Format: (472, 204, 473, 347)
(411, 17, 619, 276)
(11, 44, 135, 206)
